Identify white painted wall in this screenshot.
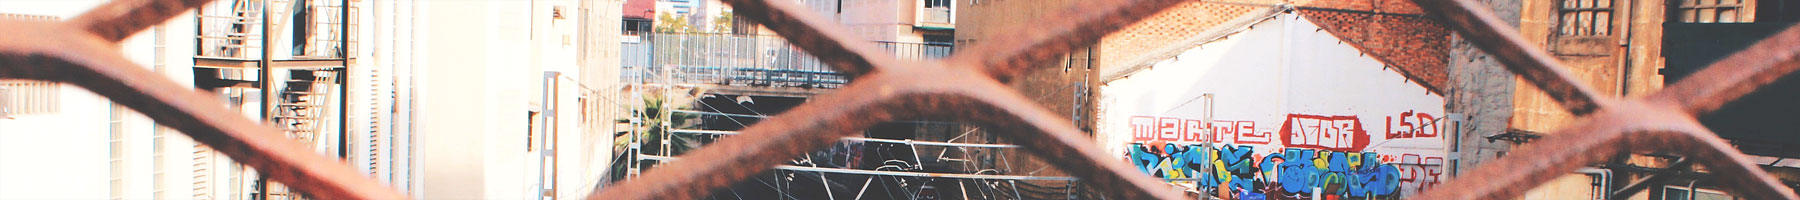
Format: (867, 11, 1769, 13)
(1097, 14, 1448, 196)
(413, 0, 586, 199)
(2, 0, 613, 199)
(0, 1, 198, 199)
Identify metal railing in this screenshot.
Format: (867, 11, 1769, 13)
(621, 32, 952, 88)
(0, 80, 60, 117)
(194, 0, 355, 59)
(0, 0, 1796, 199)
(195, 0, 265, 59)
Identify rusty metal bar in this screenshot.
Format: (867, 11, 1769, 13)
(592, 59, 1185, 199)
(1648, 23, 1800, 115)
(0, 4, 405, 200)
(589, 70, 912, 200)
(1411, 101, 1795, 199)
(2, 0, 1796, 199)
(593, 0, 1193, 199)
(69, 0, 215, 42)
(718, 0, 898, 77)
(1410, 0, 1610, 115)
(1622, 126, 1797, 199)
(939, 65, 1186, 200)
(949, 0, 1187, 82)
(1407, 0, 1800, 199)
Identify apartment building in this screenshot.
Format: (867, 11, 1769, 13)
(0, 0, 627, 199)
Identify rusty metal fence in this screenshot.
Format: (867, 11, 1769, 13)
(0, 0, 1797, 199)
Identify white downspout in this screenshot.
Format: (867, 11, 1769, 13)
(1576, 167, 1612, 200)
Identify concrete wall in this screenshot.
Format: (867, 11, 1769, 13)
(415, 0, 529, 198)
(1443, 0, 1521, 181)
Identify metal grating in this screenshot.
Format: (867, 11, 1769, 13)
(0, 0, 1794, 199)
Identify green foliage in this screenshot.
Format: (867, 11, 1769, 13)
(655, 12, 737, 34)
(711, 12, 735, 34)
(654, 13, 698, 33)
(607, 87, 702, 182)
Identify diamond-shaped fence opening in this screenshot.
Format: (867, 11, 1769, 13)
(0, 0, 1795, 199)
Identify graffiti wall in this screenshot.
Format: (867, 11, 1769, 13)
(1097, 14, 1448, 199)
(1126, 144, 1402, 198)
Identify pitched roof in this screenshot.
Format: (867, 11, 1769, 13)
(1296, 0, 1448, 94)
(1103, 0, 1450, 93)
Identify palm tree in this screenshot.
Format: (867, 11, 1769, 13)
(608, 86, 703, 182)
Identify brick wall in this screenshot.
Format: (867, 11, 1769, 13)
(1300, 9, 1450, 92)
(1097, 1, 1271, 71)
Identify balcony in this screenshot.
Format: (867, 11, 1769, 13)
(194, 0, 357, 69)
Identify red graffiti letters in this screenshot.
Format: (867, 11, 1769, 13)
(1385, 111, 1440, 139)
(1279, 114, 1370, 152)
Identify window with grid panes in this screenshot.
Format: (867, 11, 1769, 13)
(1676, 0, 1754, 23)
(924, 0, 951, 8)
(1558, 0, 1614, 36)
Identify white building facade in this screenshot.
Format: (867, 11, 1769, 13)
(0, 0, 624, 199)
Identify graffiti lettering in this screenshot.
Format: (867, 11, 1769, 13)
(1131, 116, 1271, 144)
(1131, 116, 1209, 142)
(1125, 144, 1401, 199)
(1392, 154, 1444, 195)
(1385, 111, 1440, 139)
(1279, 114, 1370, 152)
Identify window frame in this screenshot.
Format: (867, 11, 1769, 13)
(1556, 0, 1617, 36)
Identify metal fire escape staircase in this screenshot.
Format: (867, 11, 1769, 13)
(194, 0, 355, 144)
(189, 0, 355, 199)
(273, 70, 337, 148)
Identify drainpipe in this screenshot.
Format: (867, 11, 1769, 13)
(1616, 0, 1636, 96)
(1686, 179, 1700, 200)
(1577, 167, 1612, 199)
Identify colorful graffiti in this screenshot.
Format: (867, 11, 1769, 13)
(1389, 154, 1444, 194)
(1279, 114, 1371, 152)
(1126, 143, 1402, 199)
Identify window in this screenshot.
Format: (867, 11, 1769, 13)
(1674, 0, 1754, 23)
(529, 111, 538, 152)
(1663, 186, 1735, 200)
(1558, 0, 1614, 36)
(1, 80, 61, 117)
(920, 0, 953, 24)
(924, 0, 951, 8)
(110, 104, 127, 200)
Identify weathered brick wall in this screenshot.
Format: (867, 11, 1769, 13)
(1300, 8, 1450, 92)
(1100, 0, 1452, 91)
(1096, 1, 1270, 72)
